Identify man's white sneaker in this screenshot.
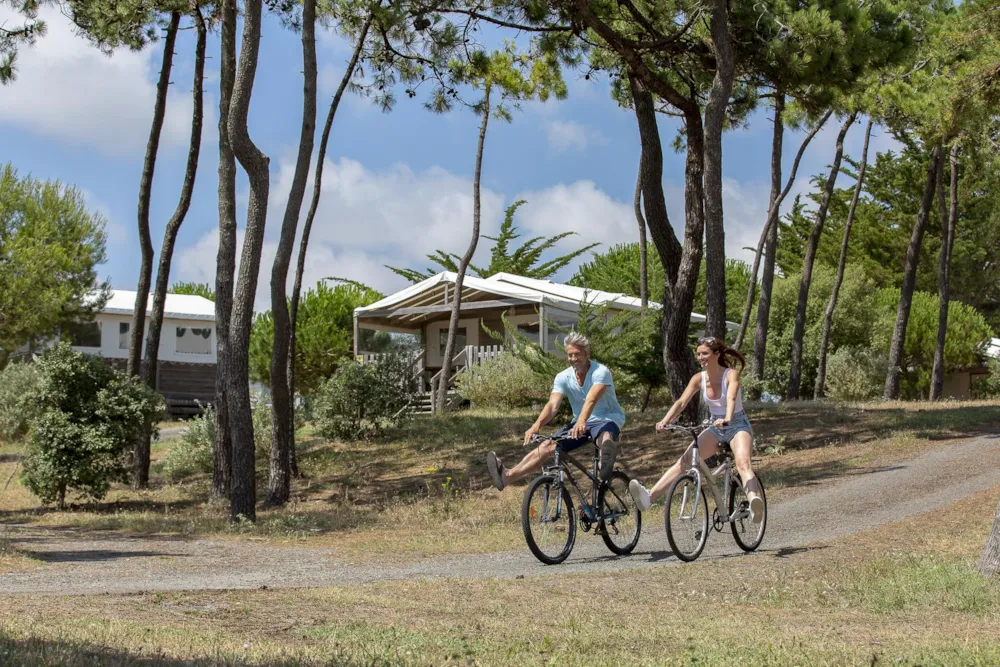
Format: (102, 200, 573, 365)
(629, 479, 651, 512)
(749, 495, 765, 524)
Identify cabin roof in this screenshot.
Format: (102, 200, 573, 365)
(100, 290, 216, 322)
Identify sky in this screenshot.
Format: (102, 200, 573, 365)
(0, 7, 902, 312)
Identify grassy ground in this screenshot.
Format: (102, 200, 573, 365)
(0, 400, 998, 561)
(0, 483, 998, 665)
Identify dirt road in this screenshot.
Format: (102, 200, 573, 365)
(1, 434, 997, 596)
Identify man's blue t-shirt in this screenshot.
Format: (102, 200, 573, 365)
(552, 361, 626, 428)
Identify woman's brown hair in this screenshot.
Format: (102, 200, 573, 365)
(697, 337, 746, 372)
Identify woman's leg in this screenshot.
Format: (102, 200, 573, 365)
(648, 429, 720, 502)
(730, 431, 760, 498)
(731, 430, 764, 522)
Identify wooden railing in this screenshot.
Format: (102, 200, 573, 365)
(427, 345, 505, 412)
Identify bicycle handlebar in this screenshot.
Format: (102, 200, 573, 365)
(659, 419, 729, 437)
(528, 433, 572, 445)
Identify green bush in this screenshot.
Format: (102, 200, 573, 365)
(313, 351, 418, 441)
(871, 289, 994, 399)
(454, 352, 547, 409)
(0, 361, 42, 441)
(160, 388, 301, 482)
(825, 347, 890, 402)
(161, 404, 215, 481)
(972, 357, 1000, 398)
(20, 344, 162, 508)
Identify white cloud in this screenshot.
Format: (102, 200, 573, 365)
(173, 153, 810, 312)
(178, 157, 509, 310)
(512, 181, 634, 262)
(544, 119, 603, 152)
(81, 188, 129, 249)
(0, 7, 212, 156)
(175, 159, 653, 310)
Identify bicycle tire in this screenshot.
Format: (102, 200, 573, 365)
(729, 474, 767, 552)
(665, 473, 709, 562)
(598, 470, 642, 555)
(521, 474, 577, 565)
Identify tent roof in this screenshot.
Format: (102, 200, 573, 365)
(355, 271, 734, 328)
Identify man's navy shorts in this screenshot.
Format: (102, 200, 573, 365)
(552, 419, 621, 452)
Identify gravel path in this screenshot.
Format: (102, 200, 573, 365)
(1, 434, 998, 596)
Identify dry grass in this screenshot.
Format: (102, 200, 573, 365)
(1, 484, 999, 665)
(1, 400, 998, 561)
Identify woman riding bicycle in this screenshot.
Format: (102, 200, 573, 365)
(628, 336, 764, 523)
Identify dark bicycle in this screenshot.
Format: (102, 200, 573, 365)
(520, 432, 642, 565)
(660, 422, 767, 562)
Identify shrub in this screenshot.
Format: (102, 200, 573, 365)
(313, 351, 418, 441)
(20, 344, 163, 508)
(160, 388, 300, 482)
(825, 346, 890, 402)
(454, 353, 546, 409)
(972, 357, 1000, 399)
(161, 404, 215, 481)
(0, 361, 42, 441)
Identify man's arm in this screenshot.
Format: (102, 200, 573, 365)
(524, 392, 563, 446)
(571, 383, 608, 439)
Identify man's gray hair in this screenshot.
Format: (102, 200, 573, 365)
(563, 331, 591, 354)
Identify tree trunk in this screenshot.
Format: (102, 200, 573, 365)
(746, 94, 785, 399)
(930, 143, 959, 401)
(634, 160, 648, 309)
(701, 0, 736, 339)
(786, 111, 857, 400)
(227, 0, 270, 523)
(127, 12, 180, 378)
(437, 87, 491, 411)
(884, 145, 943, 400)
(736, 106, 830, 352)
(212, 0, 238, 499)
(815, 118, 873, 399)
(266, 0, 316, 507)
(981, 496, 1000, 578)
(288, 9, 375, 478)
(133, 7, 207, 489)
(629, 72, 698, 420)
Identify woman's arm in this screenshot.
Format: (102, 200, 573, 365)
(723, 369, 740, 423)
(657, 373, 702, 430)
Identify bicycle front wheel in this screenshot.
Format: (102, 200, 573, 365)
(665, 473, 709, 562)
(598, 471, 642, 555)
(522, 474, 576, 565)
(729, 474, 767, 552)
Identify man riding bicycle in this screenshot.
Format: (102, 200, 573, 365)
(485, 332, 625, 491)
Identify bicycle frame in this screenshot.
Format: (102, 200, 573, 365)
(675, 439, 750, 525)
(543, 444, 603, 522)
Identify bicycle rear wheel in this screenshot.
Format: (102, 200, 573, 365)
(598, 471, 642, 555)
(665, 473, 709, 562)
(522, 474, 576, 565)
(729, 474, 767, 552)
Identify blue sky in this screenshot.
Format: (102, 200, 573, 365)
(0, 7, 900, 310)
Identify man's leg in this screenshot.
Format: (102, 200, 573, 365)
(596, 430, 618, 482)
(498, 439, 557, 488)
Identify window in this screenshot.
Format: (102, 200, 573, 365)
(439, 327, 467, 357)
(546, 311, 579, 351)
(516, 322, 540, 344)
(119, 322, 130, 350)
(64, 321, 102, 348)
(176, 326, 212, 355)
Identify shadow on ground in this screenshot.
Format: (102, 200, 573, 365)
(0, 633, 369, 666)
